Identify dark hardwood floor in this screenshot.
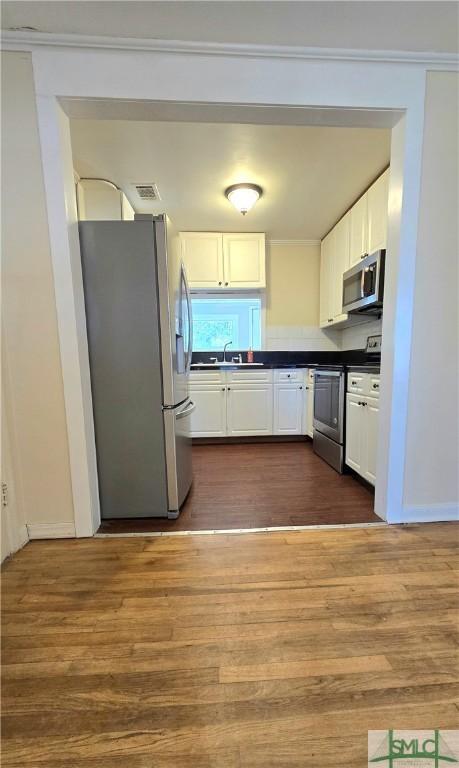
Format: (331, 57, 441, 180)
(99, 442, 380, 533)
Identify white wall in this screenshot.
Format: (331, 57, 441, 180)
(403, 71, 459, 511)
(266, 241, 339, 351)
(1, 51, 75, 533)
(3, 45, 456, 534)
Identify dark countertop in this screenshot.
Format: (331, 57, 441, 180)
(191, 362, 381, 372)
(192, 349, 381, 369)
(191, 363, 313, 370)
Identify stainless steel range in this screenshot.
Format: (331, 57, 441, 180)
(313, 367, 346, 473)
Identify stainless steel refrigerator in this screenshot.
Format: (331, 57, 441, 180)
(79, 214, 194, 519)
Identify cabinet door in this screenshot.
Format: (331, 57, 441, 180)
(367, 169, 389, 254)
(331, 212, 350, 320)
(306, 384, 314, 438)
(349, 193, 368, 267)
(222, 233, 266, 288)
(345, 394, 365, 476)
(227, 384, 273, 436)
(180, 233, 224, 289)
(320, 230, 334, 326)
(188, 384, 227, 437)
(364, 396, 379, 486)
(273, 384, 304, 435)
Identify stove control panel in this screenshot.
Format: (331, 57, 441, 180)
(366, 334, 382, 354)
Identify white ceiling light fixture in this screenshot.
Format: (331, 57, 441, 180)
(225, 183, 263, 215)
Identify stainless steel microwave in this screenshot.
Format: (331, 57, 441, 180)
(342, 249, 385, 314)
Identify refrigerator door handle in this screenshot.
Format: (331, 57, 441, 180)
(176, 400, 196, 420)
(182, 262, 193, 373)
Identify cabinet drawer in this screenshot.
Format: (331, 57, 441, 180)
(274, 368, 302, 383)
(367, 375, 381, 398)
(227, 369, 273, 384)
(189, 370, 225, 385)
(347, 372, 366, 394)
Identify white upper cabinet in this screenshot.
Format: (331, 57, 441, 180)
(320, 169, 389, 326)
(180, 232, 265, 290)
(331, 211, 350, 321)
(180, 232, 224, 289)
(367, 168, 389, 254)
(319, 212, 350, 328)
(222, 233, 266, 288)
(349, 192, 368, 267)
(320, 229, 334, 326)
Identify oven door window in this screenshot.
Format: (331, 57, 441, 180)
(314, 375, 341, 431)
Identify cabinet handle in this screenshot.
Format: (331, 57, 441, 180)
(225, 282, 229, 286)
(351, 380, 358, 386)
(299, 386, 303, 390)
(305, 386, 309, 390)
(287, 374, 291, 378)
(372, 383, 379, 389)
(227, 387, 231, 391)
(221, 387, 226, 391)
(218, 281, 222, 286)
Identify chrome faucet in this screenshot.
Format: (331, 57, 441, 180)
(223, 341, 232, 363)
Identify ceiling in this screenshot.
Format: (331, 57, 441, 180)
(70, 118, 390, 239)
(3, 1, 458, 53)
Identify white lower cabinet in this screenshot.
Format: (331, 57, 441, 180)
(189, 369, 311, 438)
(189, 384, 227, 437)
(364, 396, 379, 485)
(273, 384, 304, 435)
(345, 391, 379, 486)
(227, 384, 273, 436)
(345, 394, 366, 475)
(304, 370, 315, 438)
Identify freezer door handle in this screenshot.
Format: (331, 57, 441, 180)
(176, 400, 196, 420)
(181, 262, 193, 374)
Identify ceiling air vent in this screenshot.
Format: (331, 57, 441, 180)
(133, 183, 161, 201)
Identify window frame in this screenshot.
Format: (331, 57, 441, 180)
(190, 290, 266, 351)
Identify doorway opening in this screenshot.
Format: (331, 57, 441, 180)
(66, 100, 397, 534)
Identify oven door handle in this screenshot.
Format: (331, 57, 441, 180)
(315, 370, 343, 378)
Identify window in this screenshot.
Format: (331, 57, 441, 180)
(191, 295, 262, 351)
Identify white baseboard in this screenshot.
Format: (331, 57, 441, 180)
(392, 503, 459, 524)
(27, 522, 76, 540)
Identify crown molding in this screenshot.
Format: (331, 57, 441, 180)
(1, 31, 458, 70)
(269, 239, 321, 246)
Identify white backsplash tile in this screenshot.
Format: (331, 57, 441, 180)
(340, 318, 383, 351)
(266, 325, 340, 351)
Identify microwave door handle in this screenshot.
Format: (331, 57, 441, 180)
(360, 268, 366, 298)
